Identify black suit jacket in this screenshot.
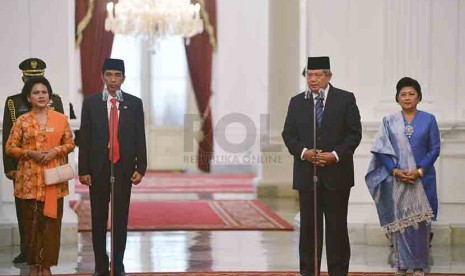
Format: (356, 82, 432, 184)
(78, 91, 147, 178)
(282, 84, 362, 191)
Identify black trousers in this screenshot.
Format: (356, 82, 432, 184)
(299, 186, 351, 276)
(89, 160, 132, 274)
(14, 193, 27, 257)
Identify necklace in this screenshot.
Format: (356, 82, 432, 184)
(405, 124, 414, 139)
(402, 110, 416, 139)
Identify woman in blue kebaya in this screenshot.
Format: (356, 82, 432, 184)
(366, 77, 440, 276)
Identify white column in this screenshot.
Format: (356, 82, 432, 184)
(211, 0, 269, 174)
(376, 0, 436, 118)
(256, 0, 300, 198)
(458, 1, 465, 121)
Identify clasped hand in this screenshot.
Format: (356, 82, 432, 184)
(393, 169, 421, 184)
(28, 149, 58, 165)
(303, 149, 337, 167)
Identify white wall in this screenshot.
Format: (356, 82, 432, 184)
(0, 1, 29, 104)
(0, 0, 74, 116)
(306, 0, 465, 123)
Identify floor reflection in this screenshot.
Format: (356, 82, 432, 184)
(1, 197, 465, 275)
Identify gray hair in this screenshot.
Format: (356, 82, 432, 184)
(323, 69, 332, 77)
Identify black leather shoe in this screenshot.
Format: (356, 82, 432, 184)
(12, 253, 27, 263)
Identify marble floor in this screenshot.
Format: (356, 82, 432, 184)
(1, 193, 465, 275)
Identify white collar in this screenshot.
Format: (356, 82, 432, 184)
(305, 85, 330, 106)
(311, 85, 330, 100)
(102, 88, 124, 102)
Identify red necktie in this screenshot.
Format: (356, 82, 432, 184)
(109, 98, 120, 163)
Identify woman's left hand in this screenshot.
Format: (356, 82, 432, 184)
(40, 149, 58, 165)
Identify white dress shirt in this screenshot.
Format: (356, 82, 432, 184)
(311, 84, 329, 107)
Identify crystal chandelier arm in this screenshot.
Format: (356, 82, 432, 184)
(105, 0, 205, 42)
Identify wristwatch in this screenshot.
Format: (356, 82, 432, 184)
(417, 167, 424, 177)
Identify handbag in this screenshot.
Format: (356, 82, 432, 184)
(44, 164, 74, 185)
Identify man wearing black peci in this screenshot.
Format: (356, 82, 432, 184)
(79, 58, 147, 276)
(282, 56, 362, 276)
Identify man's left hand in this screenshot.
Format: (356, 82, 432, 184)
(314, 152, 337, 167)
(131, 171, 143, 185)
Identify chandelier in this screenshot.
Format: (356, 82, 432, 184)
(105, 0, 204, 41)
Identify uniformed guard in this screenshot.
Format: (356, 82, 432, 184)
(2, 58, 64, 264)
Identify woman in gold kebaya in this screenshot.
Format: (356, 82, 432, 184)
(6, 76, 74, 276)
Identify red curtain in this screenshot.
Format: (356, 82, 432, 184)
(76, 0, 115, 96)
(185, 0, 217, 172)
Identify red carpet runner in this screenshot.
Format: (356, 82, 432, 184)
(74, 172, 255, 193)
(71, 200, 293, 231)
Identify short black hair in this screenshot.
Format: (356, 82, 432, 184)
(21, 76, 53, 108)
(395, 77, 422, 102)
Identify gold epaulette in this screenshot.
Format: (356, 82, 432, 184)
(7, 99, 16, 123)
(47, 94, 61, 111)
(48, 98, 55, 110)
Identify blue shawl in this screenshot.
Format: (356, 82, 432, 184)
(365, 112, 433, 233)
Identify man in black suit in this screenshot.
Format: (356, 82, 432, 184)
(282, 57, 362, 276)
(2, 58, 64, 263)
(79, 59, 147, 276)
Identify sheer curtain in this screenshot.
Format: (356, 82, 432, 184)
(111, 35, 188, 127)
(150, 37, 189, 127)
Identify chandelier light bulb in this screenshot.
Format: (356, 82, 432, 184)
(105, 0, 204, 43)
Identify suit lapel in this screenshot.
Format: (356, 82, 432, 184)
(302, 92, 314, 126)
(100, 92, 128, 131)
(321, 84, 336, 127)
(118, 92, 128, 131)
(100, 99, 109, 128)
(97, 95, 109, 143)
